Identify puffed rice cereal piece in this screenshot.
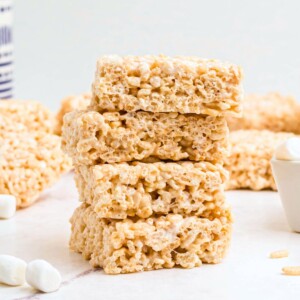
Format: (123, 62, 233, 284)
(282, 266, 300, 276)
(91, 55, 243, 116)
(269, 250, 289, 259)
(62, 110, 229, 165)
(69, 203, 232, 274)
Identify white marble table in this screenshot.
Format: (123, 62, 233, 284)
(1, 172, 300, 300)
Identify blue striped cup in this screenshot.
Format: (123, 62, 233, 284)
(0, 0, 13, 99)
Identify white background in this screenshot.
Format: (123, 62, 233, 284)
(14, 0, 300, 111)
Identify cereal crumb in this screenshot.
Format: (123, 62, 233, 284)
(269, 250, 289, 259)
(282, 266, 300, 276)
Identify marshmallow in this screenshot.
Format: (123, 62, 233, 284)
(275, 137, 300, 161)
(26, 260, 61, 293)
(0, 194, 16, 219)
(0, 255, 27, 286)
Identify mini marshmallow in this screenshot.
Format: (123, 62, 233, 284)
(275, 137, 300, 161)
(0, 255, 27, 286)
(0, 194, 16, 219)
(26, 259, 61, 293)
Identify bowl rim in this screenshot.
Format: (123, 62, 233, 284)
(271, 157, 300, 164)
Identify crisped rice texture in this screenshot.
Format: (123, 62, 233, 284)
(91, 55, 243, 116)
(0, 128, 72, 208)
(62, 110, 229, 165)
(225, 130, 295, 191)
(227, 93, 300, 134)
(0, 100, 55, 133)
(70, 203, 232, 274)
(75, 161, 228, 219)
(0, 115, 27, 136)
(55, 93, 92, 135)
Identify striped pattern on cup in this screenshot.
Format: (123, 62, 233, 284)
(0, 0, 13, 99)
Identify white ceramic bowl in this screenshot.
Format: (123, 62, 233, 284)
(271, 158, 300, 232)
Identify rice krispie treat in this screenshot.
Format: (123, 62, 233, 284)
(0, 129, 72, 208)
(91, 55, 243, 116)
(70, 203, 232, 274)
(225, 130, 295, 190)
(75, 161, 228, 219)
(0, 100, 55, 133)
(227, 93, 300, 134)
(62, 110, 229, 165)
(55, 93, 92, 135)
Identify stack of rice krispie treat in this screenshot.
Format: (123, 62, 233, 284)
(62, 55, 243, 274)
